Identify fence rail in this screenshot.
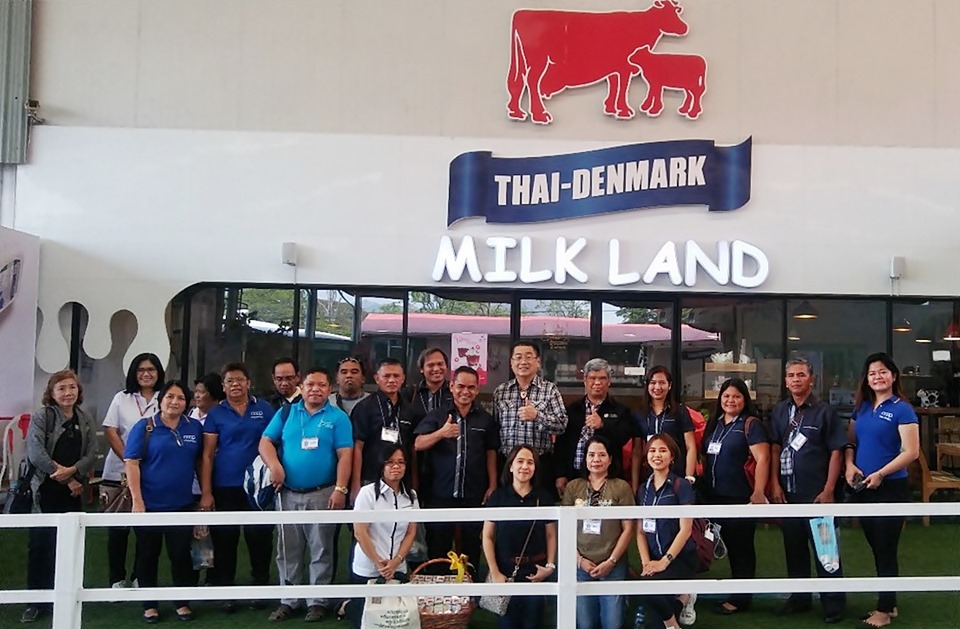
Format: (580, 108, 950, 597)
(1, 502, 958, 629)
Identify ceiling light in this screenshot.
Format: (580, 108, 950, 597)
(892, 318, 911, 332)
(791, 300, 818, 320)
(787, 329, 800, 341)
(944, 321, 960, 341)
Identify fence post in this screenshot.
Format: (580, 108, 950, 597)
(556, 507, 577, 629)
(51, 513, 85, 629)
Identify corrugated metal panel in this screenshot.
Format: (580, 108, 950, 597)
(0, 0, 32, 164)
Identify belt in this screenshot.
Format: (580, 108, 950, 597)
(512, 552, 547, 564)
(283, 483, 333, 494)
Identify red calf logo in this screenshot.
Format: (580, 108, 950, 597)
(505, 0, 707, 124)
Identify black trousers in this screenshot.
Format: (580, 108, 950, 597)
(208, 486, 273, 586)
(424, 497, 483, 571)
(639, 550, 697, 627)
(857, 478, 909, 613)
(781, 492, 846, 615)
(711, 494, 756, 610)
(135, 507, 197, 610)
(27, 481, 82, 609)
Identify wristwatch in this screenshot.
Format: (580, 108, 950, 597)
(544, 562, 556, 570)
(334, 485, 349, 495)
(665, 552, 674, 562)
(685, 475, 696, 484)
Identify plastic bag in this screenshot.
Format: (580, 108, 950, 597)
(191, 525, 214, 570)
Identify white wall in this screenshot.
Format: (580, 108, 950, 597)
(0, 227, 40, 417)
(29, 0, 960, 147)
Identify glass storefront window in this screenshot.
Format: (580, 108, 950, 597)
(600, 301, 673, 408)
(679, 298, 783, 416)
(519, 298, 591, 394)
(358, 294, 406, 380)
(296, 289, 355, 371)
(405, 291, 511, 394)
(786, 299, 885, 410)
(892, 300, 956, 407)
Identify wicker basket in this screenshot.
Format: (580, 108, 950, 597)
(409, 557, 476, 629)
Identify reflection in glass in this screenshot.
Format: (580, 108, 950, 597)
(892, 300, 954, 407)
(358, 294, 406, 379)
(519, 299, 591, 392)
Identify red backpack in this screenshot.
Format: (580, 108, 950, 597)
(673, 476, 719, 573)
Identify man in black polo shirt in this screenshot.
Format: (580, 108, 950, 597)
(350, 358, 413, 503)
(414, 366, 499, 568)
(769, 357, 847, 623)
(404, 347, 454, 504)
(555, 357, 635, 496)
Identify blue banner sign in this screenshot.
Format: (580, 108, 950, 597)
(447, 137, 751, 226)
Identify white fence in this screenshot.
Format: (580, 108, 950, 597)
(1, 502, 959, 629)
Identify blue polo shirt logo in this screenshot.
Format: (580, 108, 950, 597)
(183, 433, 198, 444)
(879, 411, 895, 422)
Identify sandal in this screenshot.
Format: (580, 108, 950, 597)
(861, 608, 898, 620)
(337, 600, 350, 620)
(143, 609, 160, 624)
(860, 611, 893, 628)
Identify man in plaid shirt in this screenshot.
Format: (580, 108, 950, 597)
(493, 341, 568, 494)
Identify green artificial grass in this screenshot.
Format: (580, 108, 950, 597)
(1, 520, 957, 628)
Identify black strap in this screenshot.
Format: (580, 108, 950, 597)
(511, 498, 540, 578)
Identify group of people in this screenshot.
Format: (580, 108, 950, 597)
(18, 343, 919, 629)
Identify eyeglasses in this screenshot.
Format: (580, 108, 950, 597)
(223, 378, 248, 385)
(137, 367, 158, 374)
(385, 460, 406, 467)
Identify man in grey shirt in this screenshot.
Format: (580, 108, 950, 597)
(334, 356, 369, 416)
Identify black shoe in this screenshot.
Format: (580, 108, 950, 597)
(143, 613, 160, 624)
(219, 601, 238, 614)
(20, 607, 43, 624)
(776, 599, 813, 615)
(823, 611, 844, 624)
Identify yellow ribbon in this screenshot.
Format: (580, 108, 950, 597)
(446, 551, 468, 582)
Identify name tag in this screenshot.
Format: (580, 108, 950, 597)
(642, 518, 657, 533)
(582, 519, 602, 535)
(381, 427, 400, 443)
(301, 437, 318, 450)
(790, 433, 808, 451)
(707, 442, 722, 455)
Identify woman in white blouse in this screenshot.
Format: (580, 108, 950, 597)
(348, 443, 419, 629)
(100, 352, 164, 589)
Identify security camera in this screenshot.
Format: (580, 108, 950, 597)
(25, 99, 44, 125)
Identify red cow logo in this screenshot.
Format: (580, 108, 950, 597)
(505, 0, 706, 124)
(627, 45, 706, 119)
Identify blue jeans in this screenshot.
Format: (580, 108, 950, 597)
(576, 560, 628, 629)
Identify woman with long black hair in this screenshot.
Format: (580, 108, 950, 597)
(700, 377, 770, 615)
(101, 352, 165, 589)
(844, 352, 919, 629)
(631, 366, 698, 492)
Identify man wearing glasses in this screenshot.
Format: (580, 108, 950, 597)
(493, 341, 568, 495)
(199, 363, 275, 612)
(267, 357, 303, 411)
(258, 367, 353, 623)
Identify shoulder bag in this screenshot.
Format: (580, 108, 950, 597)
(103, 417, 155, 514)
(479, 499, 539, 616)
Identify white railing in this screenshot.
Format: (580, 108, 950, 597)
(1, 502, 959, 629)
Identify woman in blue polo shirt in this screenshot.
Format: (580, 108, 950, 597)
(636, 433, 697, 629)
(844, 353, 919, 629)
(631, 366, 698, 491)
(125, 380, 204, 623)
(700, 377, 769, 615)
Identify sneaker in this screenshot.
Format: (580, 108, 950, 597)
(20, 606, 43, 623)
(132, 578, 140, 588)
(305, 605, 327, 622)
(111, 580, 130, 589)
(679, 593, 697, 626)
(269, 604, 295, 622)
(219, 601, 238, 614)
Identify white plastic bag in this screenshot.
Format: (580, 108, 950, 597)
(361, 579, 421, 629)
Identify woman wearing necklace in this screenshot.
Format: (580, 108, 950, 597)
(636, 434, 698, 629)
(561, 436, 634, 629)
(844, 353, 918, 629)
(631, 367, 698, 493)
(483, 445, 557, 629)
(125, 380, 204, 623)
(700, 377, 770, 615)
(101, 352, 165, 590)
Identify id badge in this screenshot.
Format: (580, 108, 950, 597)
(790, 433, 808, 451)
(381, 427, 400, 443)
(642, 518, 657, 533)
(301, 437, 319, 450)
(707, 441, 722, 455)
(582, 519, 602, 535)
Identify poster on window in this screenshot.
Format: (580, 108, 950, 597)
(0, 227, 40, 419)
(451, 333, 488, 385)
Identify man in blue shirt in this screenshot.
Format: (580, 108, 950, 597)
(199, 362, 275, 611)
(258, 367, 353, 623)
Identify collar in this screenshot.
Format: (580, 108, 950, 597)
(584, 395, 609, 408)
(508, 375, 543, 391)
(417, 380, 449, 394)
(153, 412, 191, 428)
(219, 396, 260, 411)
(376, 390, 402, 407)
(301, 399, 332, 416)
(789, 394, 819, 409)
(285, 387, 302, 403)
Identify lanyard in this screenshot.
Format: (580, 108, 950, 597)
(709, 415, 741, 450)
(135, 393, 156, 418)
(643, 476, 670, 555)
(376, 395, 400, 429)
(787, 404, 806, 442)
(650, 410, 667, 435)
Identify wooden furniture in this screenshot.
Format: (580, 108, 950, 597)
(917, 446, 960, 526)
(703, 362, 757, 399)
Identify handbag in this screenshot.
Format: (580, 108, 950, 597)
(102, 417, 156, 514)
(3, 459, 36, 514)
(361, 578, 421, 629)
(479, 501, 539, 616)
(742, 416, 774, 501)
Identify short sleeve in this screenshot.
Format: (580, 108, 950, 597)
(745, 417, 769, 446)
(123, 420, 147, 460)
(768, 409, 785, 443)
(485, 416, 501, 451)
(102, 393, 123, 428)
(353, 485, 375, 511)
(202, 410, 219, 435)
(677, 405, 695, 433)
(824, 407, 849, 451)
(676, 478, 695, 506)
(897, 404, 919, 426)
(334, 412, 354, 450)
(484, 489, 503, 508)
(262, 408, 285, 442)
(352, 404, 372, 442)
(560, 480, 578, 506)
(414, 410, 442, 435)
(616, 481, 636, 506)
